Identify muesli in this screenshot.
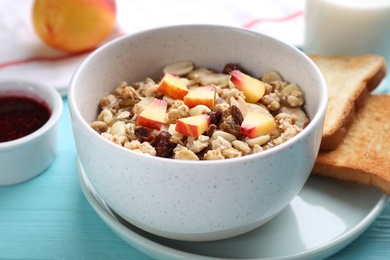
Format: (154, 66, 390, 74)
(90, 61, 309, 160)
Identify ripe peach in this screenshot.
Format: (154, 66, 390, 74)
(184, 85, 216, 108)
(240, 112, 274, 138)
(230, 70, 265, 103)
(137, 98, 168, 130)
(157, 73, 189, 100)
(32, 0, 116, 53)
(175, 114, 210, 137)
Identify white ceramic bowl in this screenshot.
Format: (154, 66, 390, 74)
(0, 80, 63, 185)
(68, 25, 327, 241)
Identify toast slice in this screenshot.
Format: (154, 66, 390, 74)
(308, 54, 386, 151)
(313, 94, 390, 195)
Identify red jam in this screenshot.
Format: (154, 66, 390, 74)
(0, 95, 51, 142)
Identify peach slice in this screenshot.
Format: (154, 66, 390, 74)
(229, 70, 265, 103)
(175, 114, 210, 137)
(157, 73, 189, 100)
(240, 111, 274, 138)
(136, 98, 167, 130)
(184, 85, 216, 108)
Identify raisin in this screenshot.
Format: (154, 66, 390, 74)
(196, 144, 212, 160)
(209, 109, 222, 125)
(231, 105, 243, 125)
(206, 124, 217, 137)
(222, 63, 248, 74)
(222, 63, 240, 74)
(152, 131, 176, 158)
(135, 127, 155, 142)
(220, 120, 243, 140)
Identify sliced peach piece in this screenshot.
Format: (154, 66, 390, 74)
(229, 70, 265, 103)
(175, 114, 210, 137)
(157, 72, 188, 100)
(240, 111, 274, 138)
(136, 98, 167, 130)
(184, 85, 216, 108)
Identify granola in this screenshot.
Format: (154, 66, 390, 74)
(91, 61, 309, 160)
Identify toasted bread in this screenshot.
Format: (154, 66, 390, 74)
(308, 54, 386, 151)
(313, 94, 390, 195)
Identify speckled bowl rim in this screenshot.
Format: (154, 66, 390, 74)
(68, 24, 328, 166)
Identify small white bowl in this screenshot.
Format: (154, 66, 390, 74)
(0, 80, 63, 185)
(69, 25, 327, 241)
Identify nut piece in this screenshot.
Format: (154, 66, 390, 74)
(246, 103, 272, 117)
(211, 130, 236, 142)
(232, 140, 251, 154)
(245, 134, 271, 147)
(98, 108, 113, 125)
(110, 121, 126, 136)
(261, 71, 283, 84)
(188, 68, 230, 87)
(116, 111, 131, 120)
(163, 60, 194, 76)
(189, 105, 211, 116)
(90, 121, 108, 133)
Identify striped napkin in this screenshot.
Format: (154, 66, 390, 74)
(0, 0, 305, 96)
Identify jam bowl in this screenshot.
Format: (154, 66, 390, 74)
(0, 79, 63, 185)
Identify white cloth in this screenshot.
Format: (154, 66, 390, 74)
(0, 0, 305, 95)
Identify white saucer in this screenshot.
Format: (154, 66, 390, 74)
(77, 159, 388, 259)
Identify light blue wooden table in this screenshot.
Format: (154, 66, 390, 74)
(1, 97, 389, 260)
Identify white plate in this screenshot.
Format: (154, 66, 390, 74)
(77, 159, 388, 260)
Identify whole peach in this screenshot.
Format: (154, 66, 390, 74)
(32, 0, 116, 53)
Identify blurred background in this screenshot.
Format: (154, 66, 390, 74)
(0, 0, 305, 95)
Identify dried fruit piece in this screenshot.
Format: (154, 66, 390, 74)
(152, 131, 176, 158)
(135, 127, 155, 142)
(231, 105, 244, 125)
(219, 119, 242, 140)
(206, 124, 217, 137)
(209, 109, 222, 125)
(222, 63, 242, 74)
(230, 96, 248, 118)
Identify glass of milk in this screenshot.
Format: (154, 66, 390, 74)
(304, 0, 390, 82)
